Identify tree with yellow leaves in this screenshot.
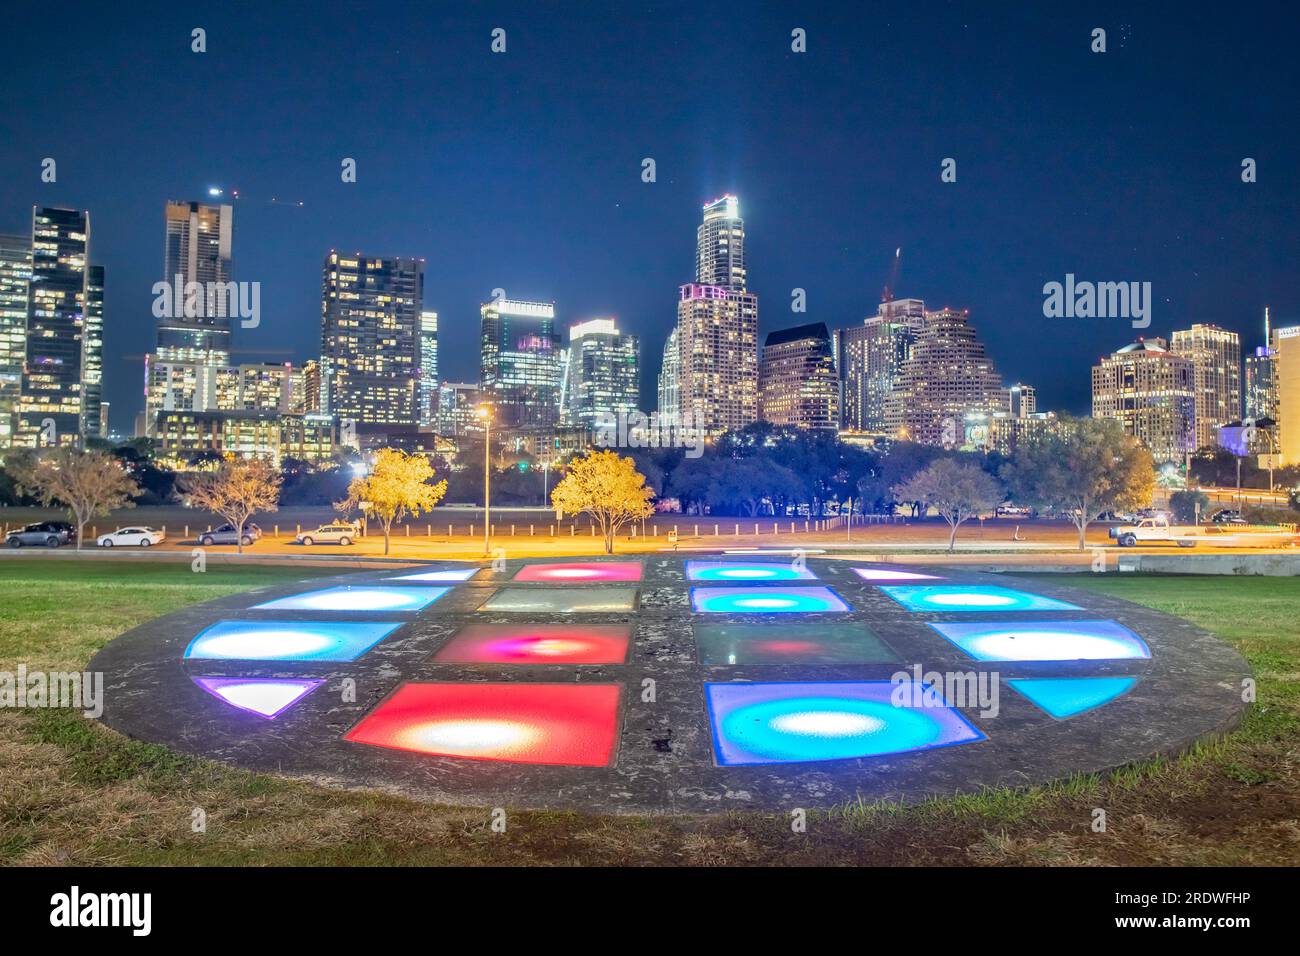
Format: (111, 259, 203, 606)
(341, 448, 447, 555)
(550, 449, 654, 554)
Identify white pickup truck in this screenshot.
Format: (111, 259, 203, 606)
(1109, 515, 1298, 548)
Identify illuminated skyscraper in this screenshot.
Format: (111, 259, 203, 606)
(0, 233, 32, 447)
(18, 207, 91, 447)
(1005, 383, 1036, 418)
(1170, 323, 1241, 450)
(839, 298, 925, 432)
(418, 310, 439, 427)
(561, 318, 639, 427)
(81, 265, 105, 438)
(479, 297, 560, 428)
(320, 251, 423, 425)
(156, 201, 233, 364)
(657, 328, 679, 419)
(1091, 339, 1196, 463)
(759, 322, 838, 429)
(696, 194, 746, 291)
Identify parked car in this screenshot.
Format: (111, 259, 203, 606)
(995, 504, 1031, 518)
(198, 523, 262, 546)
(5, 521, 77, 548)
(1210, 509, 1248, 525)
(295, 523, 358, 546)
(97, 527, 165, 548)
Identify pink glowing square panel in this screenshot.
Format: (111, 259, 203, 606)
(432, 624, 632, 664)
(513, 562, 643, 583)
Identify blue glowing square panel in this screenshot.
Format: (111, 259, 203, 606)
(879, 585, 1081, 613)
(252, 586, 449, 612)
(695, 623, 898, 665)
(1008, 677, 1140, 719)
(705, 681, 984, 765)
(929, 620, 1151, 661)
(686, 561, 819, 582)
(387, 567, 480, 583)
(691, 586, 850, 613)
(184, 620, 402, 662)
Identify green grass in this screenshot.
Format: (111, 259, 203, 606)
(1, 561, 1298, 866)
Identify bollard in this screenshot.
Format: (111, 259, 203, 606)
(296, 524, 301, 533)
(470, 523, 475, 536)
(405, 525, 410, 536)
(511, 525, 516, 536)
(273, 524, 278, 536)
(185, 525, 190, 537)
(427, 524, 431, 536)
(754, 523, 759, 535)
(734, 523, 739, 536)
(530, 525, 534, 536)
(448, 524, 452, 536)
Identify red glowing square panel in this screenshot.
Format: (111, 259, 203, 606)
(433, 624, 632, 664)
(513, 562, 643, 583)
(344, 682, 622, 766)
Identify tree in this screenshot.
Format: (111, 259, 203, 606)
(892, 458, 1003, 552)
(341, 448, 447, 555)
(1001, 417, 1155, 550)
(11, 448, 139, 550)
(551, 449, 655, 553)
(1169, 489, 1209, 524)
(182, 457, 281, 554)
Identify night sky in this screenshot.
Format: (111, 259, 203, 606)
(1, 1, 1296, 434)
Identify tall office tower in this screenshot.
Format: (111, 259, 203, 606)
(560, 318, 640, 427)
(0, 233, 32, 447)
(1277, 328, 1300, 465)
(156, 201, 233, 364)
(301, 359, 321, 415)
(1005, 383, 1036, 417)
(1244, 309, 1279, 421)
(1091, 339, 1196, 463)
(98, 400, 110, 438)
(886, 306, 1003, 445)
(759, 322, 839, 429)
(417, 310, 439, 427)
(839, 298, 925, 432)
(1171, 323, 1241, 450)
(235, 363, 295, 413)
(657, 328, 679, 419)
(675, 283, 759, 436)
(435, 381, 485, 437)
(479, 297, 560, 428)
(320, 251, 423, 425)
(18, 207, 90, 447)
(81, 265, 105, 438)
(696, 194, 746, 291)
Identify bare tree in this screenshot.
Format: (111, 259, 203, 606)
(11, 448, 139, 550)
(182, 458, 281, 554)
(893, 458, 1003, 552)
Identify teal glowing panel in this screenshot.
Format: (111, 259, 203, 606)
(706, 681, 984, 765)
(253, 586, 449, 612)
(1008, 677, 1140, 718)
(929, 620, 1151, 661)
(880, 585, 1081, 612)
(691, 586, 849, 613)
(184, 620, 402, 662)
(695, 623, 897, 664)
(686, 561, 818, 582)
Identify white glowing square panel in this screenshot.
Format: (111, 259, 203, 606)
(387, 567, 480, 583)
(686, 561, 818, 582)
(880, 585, 1081, 613)
(480, 587, 638, 613)
(252, 586, 449, 612)
(929, 620, 1152, 662)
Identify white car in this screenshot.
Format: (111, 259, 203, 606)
(97, 527, 166, 548)
(295, 523, 358, 546)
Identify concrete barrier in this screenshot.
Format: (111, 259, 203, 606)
(1118, 553, 1300, 576)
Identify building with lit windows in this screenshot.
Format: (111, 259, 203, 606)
(479, 297, 560, 429)
(1091, 339, 1196, 463)
(320, 251, 423, 426)
(696, 194, 746, 291)
(1170, 323, 1241, 451)
(839, 298, 925, 432)
(156, 201, 234, 365)
(1276, 328, 1300, 465)
(560, 318, 639, 427)
(81, 265, 105, 438)
(152, 410, 336, 467)
(417, 310, 438, 427)
(1004, 383, 1036, 418)
(0, 233, 32, 447)
(759, 322, 838, 429)
(434, 381, 485, 438)
(657, 328, 679, 420)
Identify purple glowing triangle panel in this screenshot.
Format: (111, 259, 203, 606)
(192, 677, 324, 719)
(706, 681, 984, 766)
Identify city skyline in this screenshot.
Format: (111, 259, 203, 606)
(1, 2, 1295, 434)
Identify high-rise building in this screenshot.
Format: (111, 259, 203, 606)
(1091, 338, 1196, 463)
(156, 201, 233, 365)
(0, 233, 32, 447)
(886, 306, 1003, 445)
(479, 297, 560, 428)
(417, 310, 439, 427)
(81, 265, 105, 439)
(1005, 383, 1036, 418)
(1277, 328, 1300, 465)
(434, 381, 485, 438)
(657, 328, 679, 419)
(560, 318, 639, 427)
(1170, 323, 1241, 450)
(301, 359, 322, 415)
(320, 251, 423, 425)
(1245, 309, 1281, 422)
(759, 322, 838, 429)
(839, 298, 925, 432)
(18, 207, 90, 447)
(695, 194, 745, 291)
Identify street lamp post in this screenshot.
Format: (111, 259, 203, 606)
(477, 405, 492, 556)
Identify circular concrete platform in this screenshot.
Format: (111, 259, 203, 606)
(89, 556, 1251, 813)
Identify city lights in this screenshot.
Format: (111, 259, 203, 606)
(184, 620, 402, 662)
(929, 620, 1152, 662)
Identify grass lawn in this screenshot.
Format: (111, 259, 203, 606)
(1, 561, 1297, 866)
